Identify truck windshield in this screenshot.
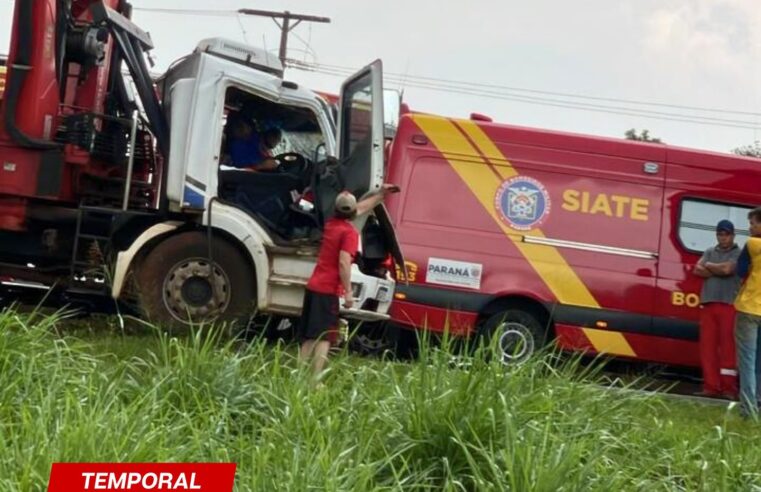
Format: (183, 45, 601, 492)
(274, 130, 325, 163)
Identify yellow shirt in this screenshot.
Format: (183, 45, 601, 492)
(735, 237, 761, 316)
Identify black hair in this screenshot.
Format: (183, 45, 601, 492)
(748, 207, 761, 223)
(228, 113, 252, 131)
(263, 127, 282, 140)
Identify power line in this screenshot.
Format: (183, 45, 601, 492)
(237, 10, 330, 67)
(320, 69, 760, 130)
(235, 14, 251, 45)
(313, 60, 761, 119)
(289, 30, 318, 64)
(132, 7, 238, 17)
(129, 10, 759, 126)
(293, 62, 760, 130)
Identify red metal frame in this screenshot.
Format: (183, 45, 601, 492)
(0, 0, 146, 232)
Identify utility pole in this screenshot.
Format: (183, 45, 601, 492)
(237, 9, 331, 67)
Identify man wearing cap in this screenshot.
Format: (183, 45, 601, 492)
(693, 219, 741, 398)
(734, 207, 761, 416)
(298, 184, 400, 382)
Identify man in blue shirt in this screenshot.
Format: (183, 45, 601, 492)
(227, 116, 281, 171)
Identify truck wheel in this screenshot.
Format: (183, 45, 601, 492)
(478, 309, 548, 364)
(136, 231, 255, 329)
(350, 322, 394, 356)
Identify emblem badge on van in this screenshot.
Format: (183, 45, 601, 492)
(494, 176, 551, 231)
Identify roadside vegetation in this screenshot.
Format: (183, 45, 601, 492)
(0, 308, 758, 491)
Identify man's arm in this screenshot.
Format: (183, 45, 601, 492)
(737, 245, 750, 279)
(229, 137, 279, 171)
(693, 250, 712, 278)
(339, 250, 354, 309)
(355, 184, 401, 216)
(245, 158, 279, 172)
(704, 261, 736, 277)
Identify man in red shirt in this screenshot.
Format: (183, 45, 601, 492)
(299, 184, 400, 381)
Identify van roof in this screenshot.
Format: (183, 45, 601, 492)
(409, 112, 759, 166)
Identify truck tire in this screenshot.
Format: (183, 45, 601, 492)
(478, 309, 549, 364)
(349, 321, 394, 356)
(136, 231, 255, 330)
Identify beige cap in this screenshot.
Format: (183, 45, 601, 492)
(335, 191, 357, 214)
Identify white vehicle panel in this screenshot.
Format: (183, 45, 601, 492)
(166, 78, 195, 206)
(204, 201, 274, 309)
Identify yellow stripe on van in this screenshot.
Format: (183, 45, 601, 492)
(411, 114, 637, 358)
(0, 65, 6, 96)
(412, 114, 599, 309)
(581, 328, 637, 357)
(456, 120, 515, 173)
(413, 115, 638, 356)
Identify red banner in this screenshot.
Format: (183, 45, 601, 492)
(47, 463, 236, 492)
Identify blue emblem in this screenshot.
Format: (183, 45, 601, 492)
(494, 176, 551, 230)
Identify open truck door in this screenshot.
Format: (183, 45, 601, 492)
(336, 60, 405, 280)
(336, 60, 384, 221)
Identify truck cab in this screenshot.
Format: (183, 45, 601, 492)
(110, 38, 398, 324)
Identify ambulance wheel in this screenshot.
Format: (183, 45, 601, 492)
(136, 231, 255, 330)
(479, 309, 548, 364)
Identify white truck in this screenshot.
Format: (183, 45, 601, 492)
(114, 38, 400, 326)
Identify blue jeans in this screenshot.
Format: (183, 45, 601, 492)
(734, 312, 761, 414)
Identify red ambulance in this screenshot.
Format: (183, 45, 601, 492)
(384, 112, 758, 366)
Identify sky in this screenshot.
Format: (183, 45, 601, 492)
(1, 0, 759, 153)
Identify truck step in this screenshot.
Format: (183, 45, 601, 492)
(268, 275, 308, 287)
(78, 205, 153, 217)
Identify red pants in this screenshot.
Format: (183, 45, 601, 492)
(699, 303, 738, 396)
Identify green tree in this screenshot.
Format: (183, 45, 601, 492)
(731, 141, 761, 158)
(624, 128, 663, 143)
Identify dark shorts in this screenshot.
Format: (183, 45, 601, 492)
(298, 289, 340, 344)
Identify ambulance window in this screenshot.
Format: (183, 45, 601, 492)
(678, 199, 751, 253)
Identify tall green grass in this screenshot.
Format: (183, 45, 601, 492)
(0, 308, 759, 491)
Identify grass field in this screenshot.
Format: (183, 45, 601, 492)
(1, 308, 759, 491)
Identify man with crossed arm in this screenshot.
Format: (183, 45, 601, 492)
(693, 219, 741, 399)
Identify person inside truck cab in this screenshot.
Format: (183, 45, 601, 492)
(227, 115, 282, 171)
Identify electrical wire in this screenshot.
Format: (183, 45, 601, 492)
(289, 31, 318, 64)
(292, 62, 761, 130)
(303, 62, 760, 123)
(235, 14, 251, 45)
(132, 7, 238, 17)
(314, 61, 761, 118)
(128, 9, 760, 128)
